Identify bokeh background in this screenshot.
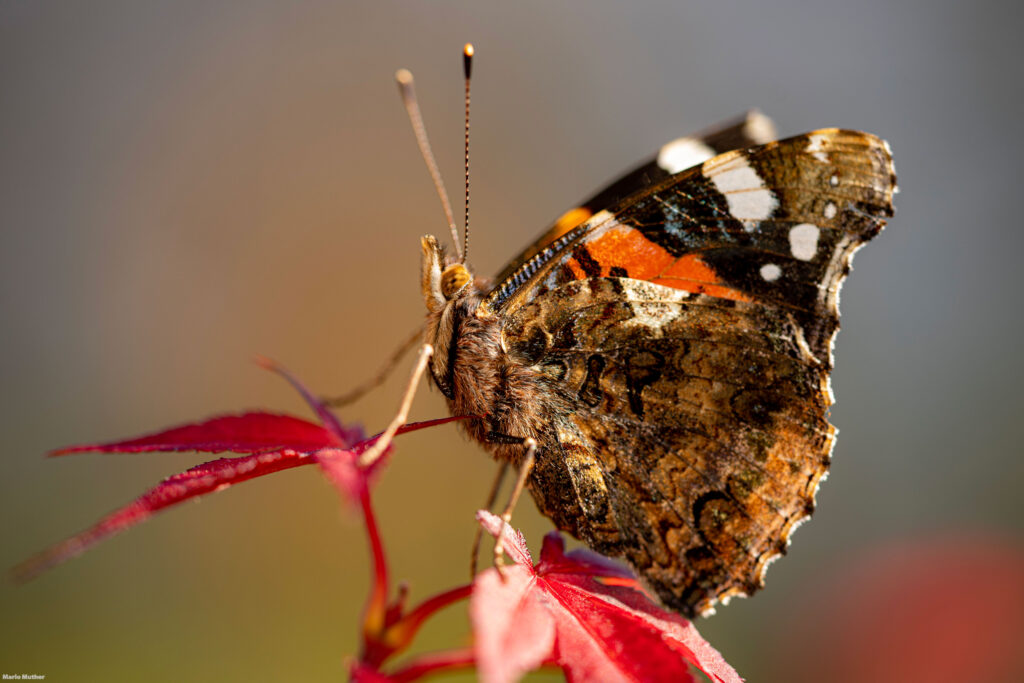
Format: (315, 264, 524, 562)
(3, 1, 1023, 681)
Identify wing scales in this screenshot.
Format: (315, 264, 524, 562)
(488, 126, 894, 616)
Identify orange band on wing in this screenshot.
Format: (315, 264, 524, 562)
(579, 226, 674, 279)
(569, 226, 752, 302)
(654, 253, 753, 302)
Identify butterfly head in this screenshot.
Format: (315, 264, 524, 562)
(421, 235, 473, 312)
(420, 234, 477, 399)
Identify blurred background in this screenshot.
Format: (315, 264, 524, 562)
(3, 1, 1023, 681)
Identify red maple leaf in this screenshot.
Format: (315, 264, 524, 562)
(12, 359, 463, 580)
(471, 511, 743, 683)
(49, 412, 348, 456)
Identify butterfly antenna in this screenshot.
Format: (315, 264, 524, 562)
(395, 68, 462, 259)
(461, 43, 474, 264)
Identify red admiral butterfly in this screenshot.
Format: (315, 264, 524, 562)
(362, 46, 896, 617)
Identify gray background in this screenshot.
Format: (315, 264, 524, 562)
(2, 1, 1022, 681)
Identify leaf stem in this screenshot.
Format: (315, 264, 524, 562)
(359, 484, 390, 664)
(385, 647, 476, 682)
(383, 583, 473, 653)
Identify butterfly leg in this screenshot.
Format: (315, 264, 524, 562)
(322, 326, 423, 408)
(492, 436, 537, 577)
(358, 343, 433, 468)
(469, 460, 508, 578)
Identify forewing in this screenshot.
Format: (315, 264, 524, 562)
(490, 111, 777, 290)
(483, 129, 896, 367)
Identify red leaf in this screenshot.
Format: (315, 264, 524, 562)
(471, 512, 742, 683)
(51, 412, 342, 456)
(13, 448, 318, 581)
(20, 411, 468, 581)
(473, 558, 556, 683)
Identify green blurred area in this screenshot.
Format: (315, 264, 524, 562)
(2, 1, 1023, 681)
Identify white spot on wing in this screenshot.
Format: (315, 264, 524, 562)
(789, 223, 820, 261)
(806, 133, 830, 163)
(829, 172, 839, 187)
(626, 302, 682, 332)
(824, 201, 837, 220)
(622, 283, 691, 334)
(657, 137, 716, 174)
(706, 154, 777, 225)
(760, 263, 782, 281)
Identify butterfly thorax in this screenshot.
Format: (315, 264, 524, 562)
(420, 235, 564, 473)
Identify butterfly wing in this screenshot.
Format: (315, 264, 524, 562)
(486, 130, 896, 616)
(489, 111, 778, 290)
(484, 129, 895, 365)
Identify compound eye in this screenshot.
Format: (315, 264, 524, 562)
(441, 264, 471, 299)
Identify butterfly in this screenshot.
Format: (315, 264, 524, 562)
(417, 107, 896, 618)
